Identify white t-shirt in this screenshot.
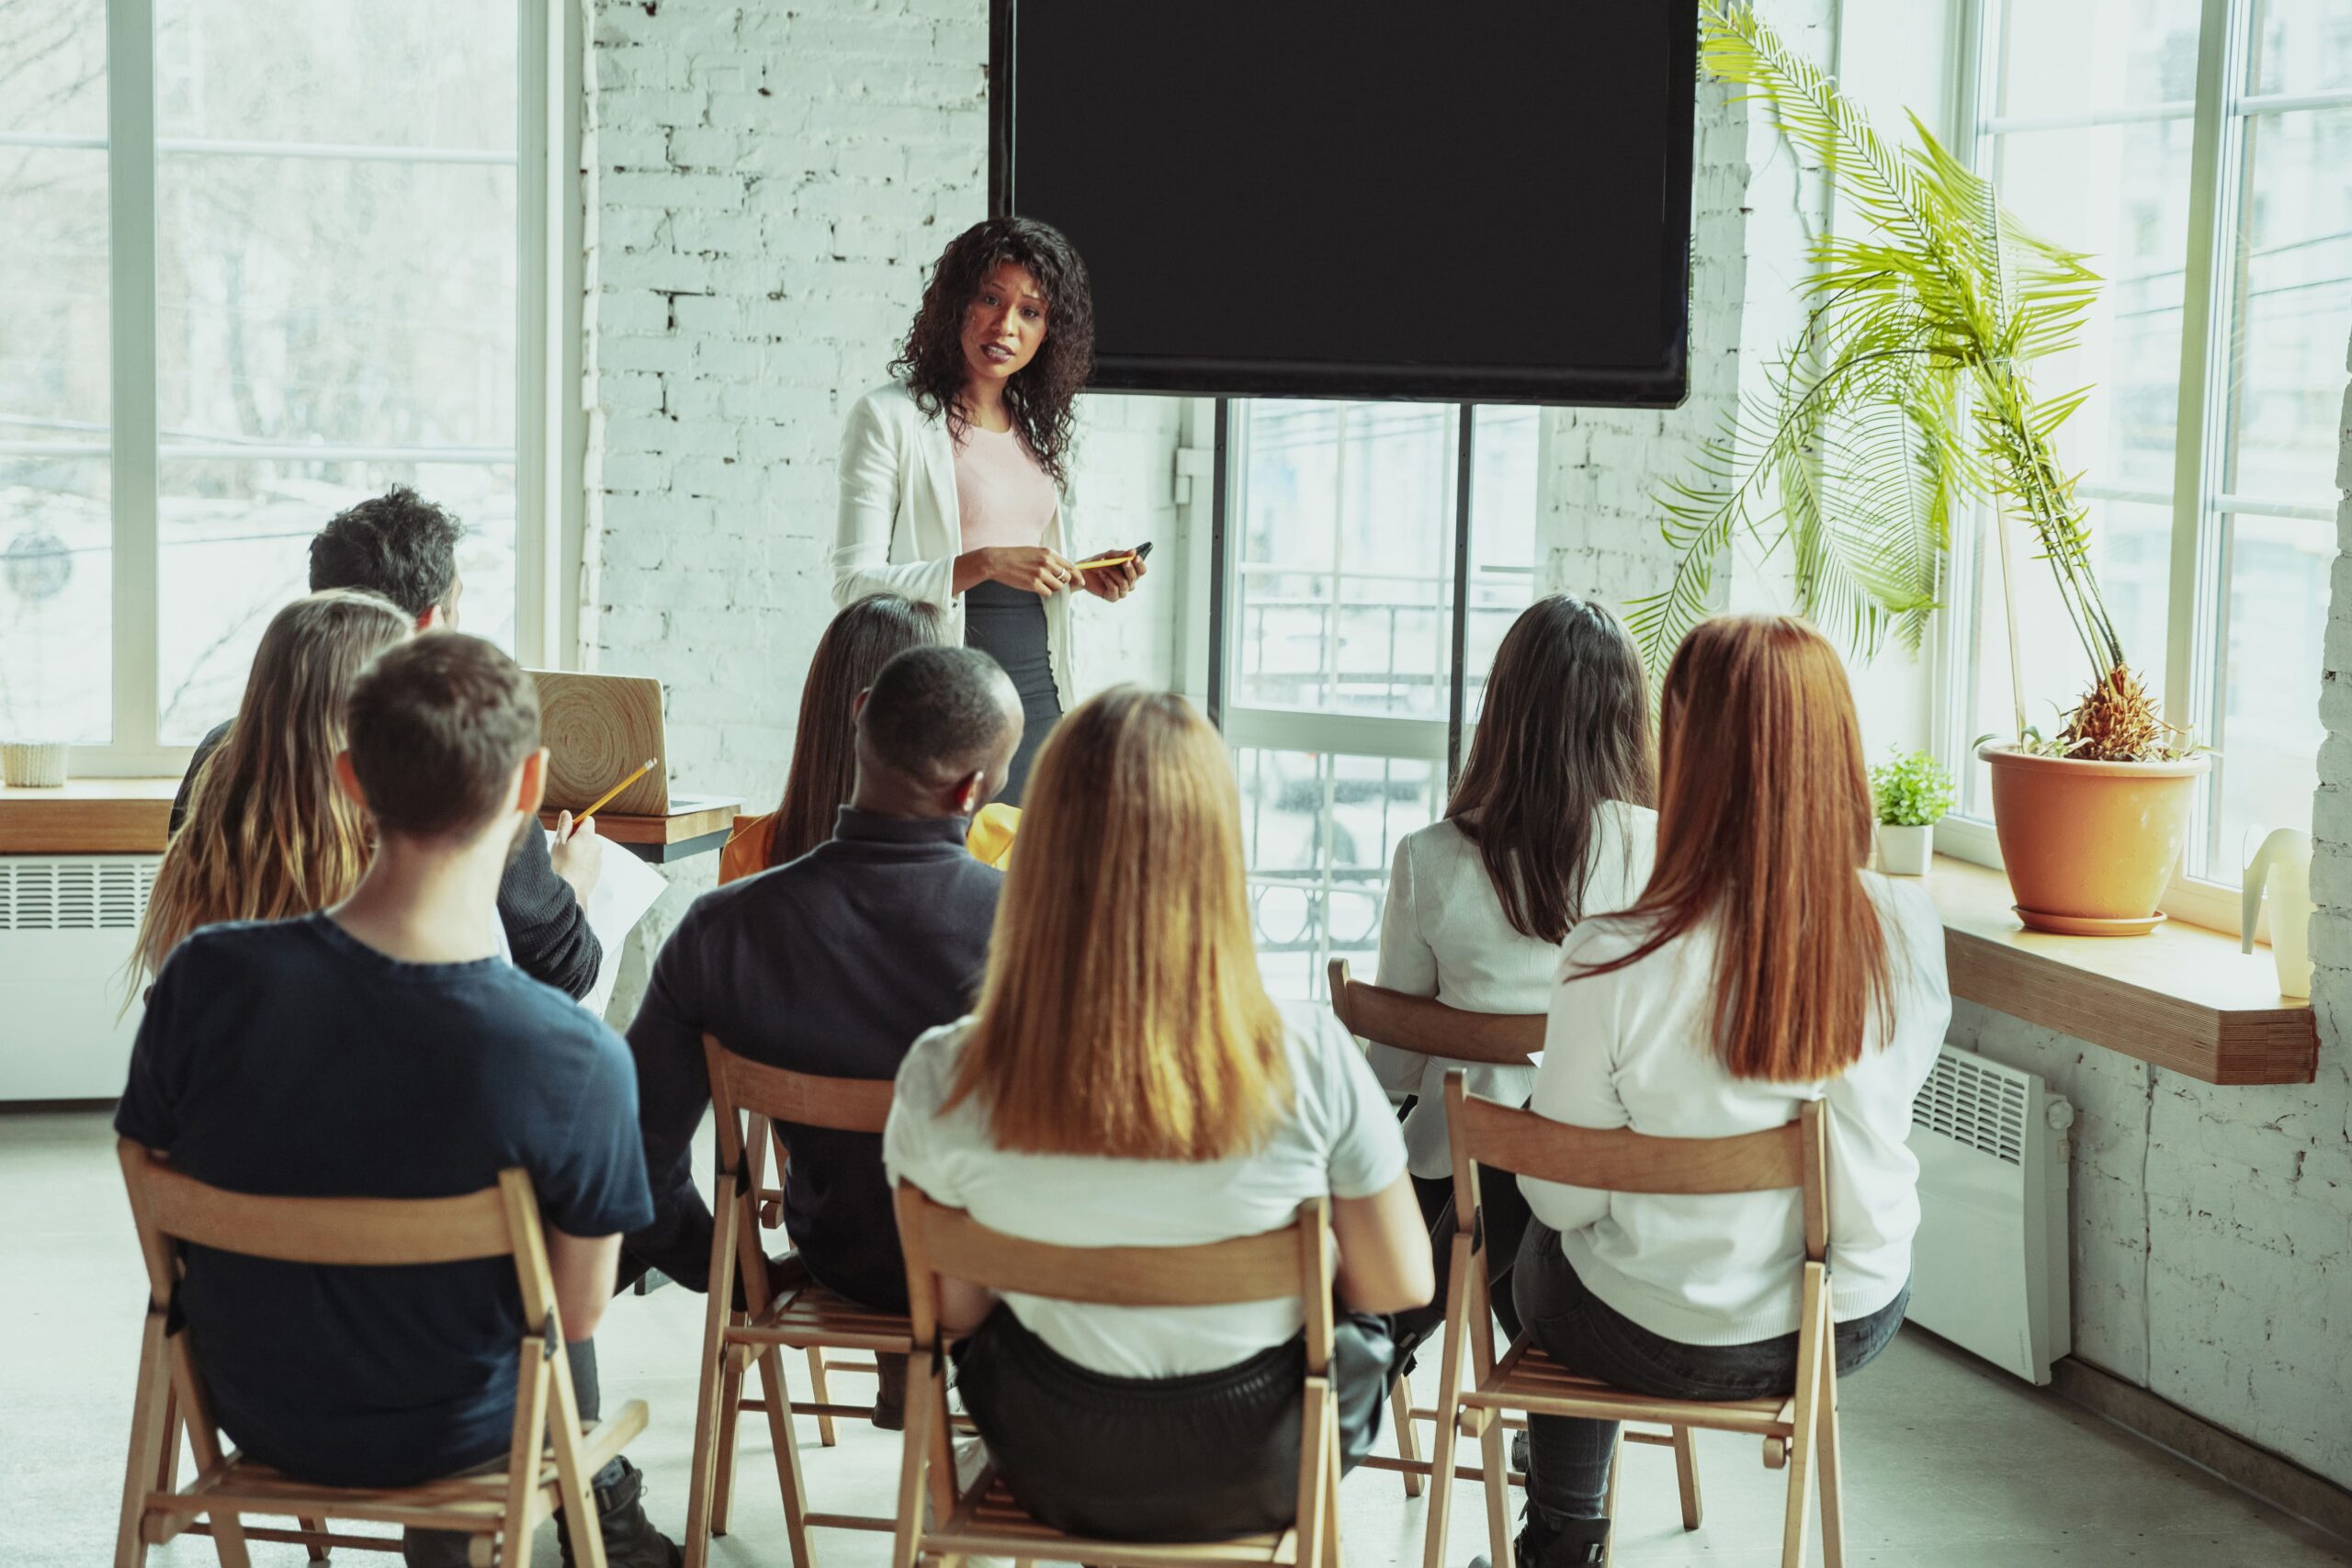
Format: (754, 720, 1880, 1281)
(883, 1000, 1408, 1378)
(1521, 874, 1950, 1346)
(1368, 803, 1657, 1179)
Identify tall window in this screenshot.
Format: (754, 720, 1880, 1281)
(1949, 0, 2352, 889)
(1218, 400, 1538, 999)
(0, 1, 532, 766)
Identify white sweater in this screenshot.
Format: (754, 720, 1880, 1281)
(1521, 874, 1950, 1345)
(1368, 804, 1657, 1179)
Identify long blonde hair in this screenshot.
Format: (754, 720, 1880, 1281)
(946, 686, 1290, 1159)
(132, 591, 413, 980)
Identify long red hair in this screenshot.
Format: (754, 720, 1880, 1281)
(1568, 615, 1893, 1082)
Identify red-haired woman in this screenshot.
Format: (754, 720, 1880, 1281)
(1503, 615, 1950, 1568)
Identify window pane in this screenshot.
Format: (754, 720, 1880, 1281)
(1236, 747, 1442, 1002)
(1991, 120, 2196, 497)
(1465, 405, 1541, 714)
(1231, 401, 1456, 718)
(153, 1, 516, 151)
(2212, 514, 2328, 869)
(156, 461, 514, 742)
(1994, 0, 2201, 118)
(2247, 0, 2352, 96)
(155, 153, 517, 447)
(0, 457, 110, 743)
(0, 146, 110, 438)
(0, 0, 107, 137)
(2222, 107, 2352, 506)
(1960, 499, 2174, 817)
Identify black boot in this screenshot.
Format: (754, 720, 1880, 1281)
(873, 1350, 910, 1432)
(1466, 1509, 1611, 1568)
(555, 1456, 683, 1568)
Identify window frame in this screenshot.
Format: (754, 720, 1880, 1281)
(1, 0, 579, 778)
(1934, 0, 2350, 927)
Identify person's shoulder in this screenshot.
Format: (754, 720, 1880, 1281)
(1599, 798, 1660, 843)
(1860, 871, 1948, 979)
(1274, 997, 1363, 1082)
(167, 914, 323, 980)
(1557, 904, 1659, 981)
(850, 381, 922, 426)
(893, 1016, 978, 1112)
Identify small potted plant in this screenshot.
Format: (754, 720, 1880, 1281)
(1871, 750, 1952, 876)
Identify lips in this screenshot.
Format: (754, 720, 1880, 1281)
(983, 344, 1015, 362)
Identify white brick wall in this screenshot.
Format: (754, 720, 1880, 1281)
(581, 0, 1184, 1018)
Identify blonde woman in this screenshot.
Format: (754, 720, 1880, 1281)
(884, 687, 1431, 1540)
(132, 590, 413, 982)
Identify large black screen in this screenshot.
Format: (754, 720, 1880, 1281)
(991, 2, 1699, 406)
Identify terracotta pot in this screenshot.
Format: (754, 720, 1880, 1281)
(1976, 743, 2211, 934)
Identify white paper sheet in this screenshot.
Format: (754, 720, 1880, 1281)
(493, 831, 669, 1018)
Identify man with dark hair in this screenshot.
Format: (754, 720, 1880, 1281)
(118, 634, 680, 1568)
(168, 487, 605, 1000)
(624, 646, 1023, 1423)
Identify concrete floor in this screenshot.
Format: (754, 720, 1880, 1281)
(7, 1104, 2346, 1568)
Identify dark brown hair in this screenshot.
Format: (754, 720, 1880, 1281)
(767, 594, 946, 868)
(345, 633, 541, 841)
(1566, 615, 1893, 1083)
(889, 216, 1094, 486)
(1447, 595, 1655, 944)
(309, 486, 463, 621)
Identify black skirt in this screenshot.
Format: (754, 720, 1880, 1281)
(961, 579, 1062, 807)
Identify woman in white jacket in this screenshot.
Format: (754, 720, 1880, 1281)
(833, 216, 1146, 804)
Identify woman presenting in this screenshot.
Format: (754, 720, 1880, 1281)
(832, 216, 1145, 806)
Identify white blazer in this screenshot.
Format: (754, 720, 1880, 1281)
(831, 381, 1080, 711)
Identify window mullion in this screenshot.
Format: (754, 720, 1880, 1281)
(1446, 404, 1474, 788)
(106, 0, 161, 765)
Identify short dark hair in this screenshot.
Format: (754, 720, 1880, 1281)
(346, 634, 540, 840)
(860, 647, 1017, 785)
(310, 487, 463, 620)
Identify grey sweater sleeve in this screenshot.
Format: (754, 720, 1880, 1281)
(498, 827, 604, 1000)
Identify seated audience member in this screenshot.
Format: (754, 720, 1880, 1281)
(116, 633, 678, 1568)
(170, 486, 606, 999)
(627, 647, 1023, 1417)
(718, 592, 945, 883)
(883, 687, 1434, 1541)
(1369, 596, 1657, 1338)
(1499, 615, 1950, 1568)
(132, 590, 412, 983)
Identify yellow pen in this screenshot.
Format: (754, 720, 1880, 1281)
(577, 757, 657, 827)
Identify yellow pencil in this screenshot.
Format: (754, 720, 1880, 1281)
(578, 757, 657, 825)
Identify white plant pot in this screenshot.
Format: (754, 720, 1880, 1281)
(1877, 822, 1934, 876)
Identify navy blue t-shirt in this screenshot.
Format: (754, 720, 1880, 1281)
(115, 913, 652, 1487)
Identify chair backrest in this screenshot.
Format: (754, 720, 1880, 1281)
(1327, 957, 1543, 1066)
(1442, 1073, 1829, 1261)
(704, 1033, 896, 1134)
(894, 1182, 1335, 1363)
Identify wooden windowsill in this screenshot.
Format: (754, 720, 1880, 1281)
(1919, 854, 2316, 1085)
(0, 778, 180, 854)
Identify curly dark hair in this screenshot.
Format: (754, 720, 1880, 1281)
(308, 486, 464, 621)
(890, 216, 1094, 487)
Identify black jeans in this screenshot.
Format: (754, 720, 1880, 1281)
(1393, 1166, 1535, 1360)
(1511, 1223, 1909, 1526)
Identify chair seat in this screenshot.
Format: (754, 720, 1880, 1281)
(143, 1403, 650, 1535)
(923, 1467, 1302, 1568)
(732, 1282, 916, 1355)
(1465, 1342, 1794, 1438)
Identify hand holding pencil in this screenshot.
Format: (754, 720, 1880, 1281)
(551, 755, 651, 906)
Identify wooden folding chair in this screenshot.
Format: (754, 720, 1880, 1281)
(113, 1140, 650, 1568)
(1423, 1075, 1839, 1568)
(891, 1183, 1347, 1568)
(1326, 957, 1565, 1504)
(684, 1035, 912, 1568)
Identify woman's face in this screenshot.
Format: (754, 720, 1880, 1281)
(960, 262, 1048, 390)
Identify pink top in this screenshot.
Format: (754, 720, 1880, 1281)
(953, 423, 1060, 552)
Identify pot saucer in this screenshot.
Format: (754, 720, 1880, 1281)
(2014, 906, 2165, 937)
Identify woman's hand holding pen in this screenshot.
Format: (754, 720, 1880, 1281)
(956, 545, 1082, 596)
(1079, 547, 1147, 604)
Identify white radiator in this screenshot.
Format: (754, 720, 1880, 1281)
(0, 855, 157, 1101)
(1903, 1044, 2074, 1384)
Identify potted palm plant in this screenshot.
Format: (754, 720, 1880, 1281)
(1633, 2, 2204, 933)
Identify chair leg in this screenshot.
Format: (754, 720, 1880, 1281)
(1671, 1425, 1702, 1531)
(1478, 1403, 1512, 1568)
(1778, 1268, 1827, 1568)
(1295, 1378, 1330, 1568)
(1418, 1241, 1476, 1568)
(711, 1341, 747, 1538)
(1322, 1404, 1345, 1568)
(806, 1347, 840, 1447)
(299, 1517, 330, 1561)
(116, 1312, 174, 1568)
(1816, 1356, 1846, 1568)
(1390, 1371, 1424, 1498)
(684, 1212, 743, 1568)
(1600, 1429, 1623, 1568)
(756, 1348, 816, 1568)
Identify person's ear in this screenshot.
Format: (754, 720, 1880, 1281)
(949, 768, 986, 818)
(333, 750, 368, 810)
(514, 747, 548, 820)
(852, 688, 872, 723)
(413, 605, 440, 632)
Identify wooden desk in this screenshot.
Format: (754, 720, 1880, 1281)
(539, 793, 740, 864)
(0, 779, 179, 854)
(1924, 854, 2316, 1086)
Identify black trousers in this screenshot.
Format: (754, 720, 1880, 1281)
(951, 1303, 1401, 1541)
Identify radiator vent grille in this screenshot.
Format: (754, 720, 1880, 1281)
(0, 858, 158, 932)
(1912, 1049, 2030, 1165)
